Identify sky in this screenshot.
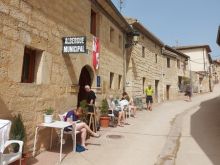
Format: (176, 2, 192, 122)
(112, 0, 220, 59)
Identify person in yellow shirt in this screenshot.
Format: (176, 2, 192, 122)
(145, 84, 154, 111)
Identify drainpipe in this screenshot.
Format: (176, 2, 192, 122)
(189, 58, 193, 95)
(161, 47, 165, 102)
(203, 48, 206, 72)
(123, 33, 126, 93)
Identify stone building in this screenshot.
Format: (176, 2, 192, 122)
(213, 60, 220, 84)
(176, 45, 213, 93)
(162, 46, 189, 100)
(125, 19, 164, 103)
(0, 0, 132, 151)
(125, 19, 189, 103)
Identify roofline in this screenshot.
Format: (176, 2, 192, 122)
(217, 26, 220, 46)
(213, 60, 220, 65)
(130, 21, 164, 47)
(175, 45, 212, 53)
(165, 45, 189, 59)
(95, 0, 133, 33)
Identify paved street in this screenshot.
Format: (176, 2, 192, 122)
(176, 90, 220, 164)
(30, 85, 220, 165)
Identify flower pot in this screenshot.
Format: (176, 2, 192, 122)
(99, 116, 110, 128)
(44, 114, 53, 123)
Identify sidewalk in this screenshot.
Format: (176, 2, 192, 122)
(29, 85, 220, 165)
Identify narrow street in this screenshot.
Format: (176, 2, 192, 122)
(30, 85, 220, 165)
(175, 90, 220, 164)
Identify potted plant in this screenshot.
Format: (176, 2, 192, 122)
(79, 100, 88, 123)
(44, 107, 54, 123)
(99, 99, 110, 128)
(10, 113, 27, 165)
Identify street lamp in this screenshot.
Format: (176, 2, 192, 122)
(125, 30, 140, 48)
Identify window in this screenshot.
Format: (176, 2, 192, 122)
(142, 77, 146, 94)
(177, 59, 180, 69)
(118, 75, 122, 89)
(90, 9, 96, 36)
(142, 46, 145, 57)
(110, 72, 114, 89)
(21, 46, 44, 84)
(119, 35, 122, 48)
(167, 58, 170, 68)
(21, 47, 36, 83)
(110, 27, 114, 42)
(155, 54, 158, 63)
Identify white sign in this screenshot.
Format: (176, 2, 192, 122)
(62, 36, 86, 53)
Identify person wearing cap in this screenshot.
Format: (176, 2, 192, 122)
(145, 84, 154, 111)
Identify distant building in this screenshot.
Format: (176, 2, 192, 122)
(213, 60, 220, 84)
(176, 45, 213, 93)
(162, 45, 190, 96)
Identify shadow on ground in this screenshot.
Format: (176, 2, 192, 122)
(191, 96, 220, 165)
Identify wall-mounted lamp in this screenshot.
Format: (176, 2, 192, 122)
(125, 30, 140, 48)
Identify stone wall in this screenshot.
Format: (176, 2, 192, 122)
(191, 72, 210, 93)
(0, 0, 126, 152)
(126, 33, 164, 103)
(162, 55, 179, 100)
(213, 61, 220, 84)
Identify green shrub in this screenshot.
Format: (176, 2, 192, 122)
(10, 114, 26, 152)
(79, 100, 88, 123)
(44, 107, 54, 115)
(100, 99, 109, 116)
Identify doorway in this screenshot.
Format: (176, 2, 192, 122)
(178, 76, 182, 92)
(166, 85, 170, 100)
(77, 65, 93, 106)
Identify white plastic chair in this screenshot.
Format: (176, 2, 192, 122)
(107, 99, 117, 127)
(0, 119, 23, 165)
(58, 113, 80, 152)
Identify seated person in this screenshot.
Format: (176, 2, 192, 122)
(119, 92, 130, 125)
(108, 95, 125, 127)
(119, 92, 129, 111)
(64, 107, 100, 149)
(129, 97, 137, 118)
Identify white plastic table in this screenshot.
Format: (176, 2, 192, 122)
(32, 121, 73, 163)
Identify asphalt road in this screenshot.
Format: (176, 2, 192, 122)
(30, 84, 220, 165)
(175, 93, 220, 165)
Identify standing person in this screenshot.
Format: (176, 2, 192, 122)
(85, 85, 100, 131)
(85, 85, 96, 112)
(145, 84, 154, 111)
(185, 84, 192, 102)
